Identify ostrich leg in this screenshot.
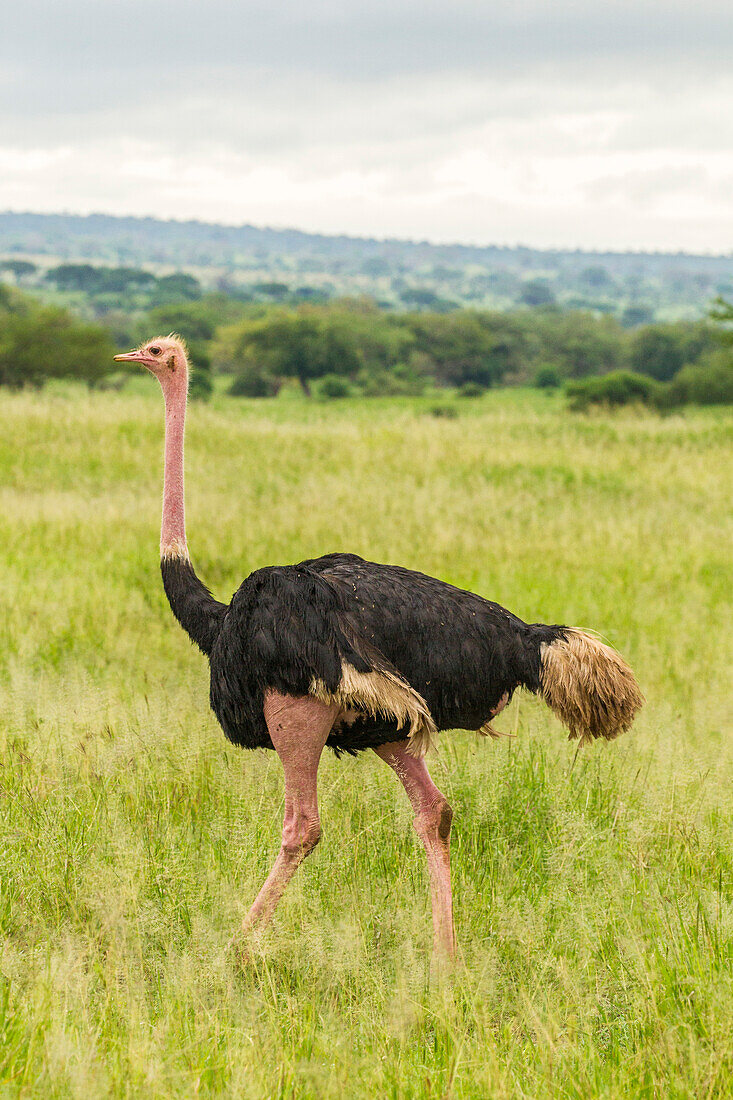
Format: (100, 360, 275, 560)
(238, 692, 338, 938)
(374, 741, 455, 957)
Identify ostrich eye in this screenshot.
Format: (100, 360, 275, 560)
(149, 346, 162, 356)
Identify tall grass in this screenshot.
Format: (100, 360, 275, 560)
(1, 389, 731, 1097)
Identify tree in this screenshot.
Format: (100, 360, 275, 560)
(216, 314, 342, 394)
(253, 282, 290, 301)
(215, 304, 412, 395)
(620, 304, 654, 328)
(532, 311, 626, 379)
(565, 371, 662, 411)
(0, 303, 114, 388)
(360, 257, 390, 277)
(629, 326, 684, 381)
(709, 296, 733, 344)
(519, 278, 556, 307)
(0, 259, 37, 280)
(663, 352, 733, 406)
(45, 263, 156, 295)
(629, 322, 715, 382)
(100, 267, 156, 293)
(46, 263, 101, 292)
(406, 311, 526, 388)
(400, 287, 457, 312)
(293, 285, 331, 303)
(153, 273, 202, 303)
(580, 265, 614, 290)
(146, 306, 214, 344)
(147, 295, 254, 343)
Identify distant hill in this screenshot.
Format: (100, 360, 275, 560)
(1, 210, 732, 272)
(2, 210, 733, 319)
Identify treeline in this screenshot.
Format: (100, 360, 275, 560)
(565, 298, 733, 409)
(186, 299, 726, 400)
(1, 260, 337, 315)
(565, 361, 733, 410)
(37, 263, 202, 309)
(1, 276, 732, 406)
(3, 212, 733, 321)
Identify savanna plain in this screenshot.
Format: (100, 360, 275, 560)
(0, 388, 731, 1098)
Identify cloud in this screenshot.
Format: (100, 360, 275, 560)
(6, 1, 733, 84)
(1, 0, 732, 250)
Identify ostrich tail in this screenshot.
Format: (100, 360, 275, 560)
(539, 629, 643, 743)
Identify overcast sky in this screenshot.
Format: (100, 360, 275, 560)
(3, 0, 733, 251)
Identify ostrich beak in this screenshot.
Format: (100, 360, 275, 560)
(113, 349, 146, 363)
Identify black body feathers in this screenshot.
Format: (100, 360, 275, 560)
(163, 552, 569, 755)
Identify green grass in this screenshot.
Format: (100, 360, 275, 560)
(1, 389, 732, 1098)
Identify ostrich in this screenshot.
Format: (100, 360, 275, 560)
(114, 335, 643, 956)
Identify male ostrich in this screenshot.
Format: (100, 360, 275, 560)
(115, 336, 643, 956)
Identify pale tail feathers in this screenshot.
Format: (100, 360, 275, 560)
(540, 629, 644, 743)
(310, 660, 437, 756)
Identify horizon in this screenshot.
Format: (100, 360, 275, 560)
(2, 208, 733, 262)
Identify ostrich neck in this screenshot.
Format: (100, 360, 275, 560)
(161, 385, 189, 560)
(157, 366, 226, 657)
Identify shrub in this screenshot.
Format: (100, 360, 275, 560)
(185, 344, 213, 402)
(534, 366, 561, 389)
(457, 381, 486, 398)
(315, 374, 353, 399)
(189, 368, 213, 401)
(663, 353, 733, 407)
(565, 370, 661, 411)
(430, 404, 459, 419)
(357, 359, 428, 397)
(228, 369, 279, 398)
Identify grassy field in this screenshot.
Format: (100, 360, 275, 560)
(0, 388, 731, 1098)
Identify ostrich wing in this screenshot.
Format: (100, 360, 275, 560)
(209, 560, 435, 752)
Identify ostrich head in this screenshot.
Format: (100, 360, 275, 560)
(114, 335, 188, 396)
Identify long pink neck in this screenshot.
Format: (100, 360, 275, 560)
(161, 383, 189, 560)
